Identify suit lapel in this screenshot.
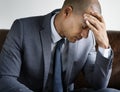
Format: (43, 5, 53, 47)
(40, 30, 51, 89)
(39, 13, 52, 89)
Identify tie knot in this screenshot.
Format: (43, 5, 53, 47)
(56, 39, 65, 49)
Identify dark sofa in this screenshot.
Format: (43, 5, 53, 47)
(0, 29, 120, 89)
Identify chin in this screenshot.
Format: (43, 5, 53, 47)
(69, 39, 76, 43)
(67, 37, 77, 43)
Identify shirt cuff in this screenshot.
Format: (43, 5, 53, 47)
(98, 46, 111, 58)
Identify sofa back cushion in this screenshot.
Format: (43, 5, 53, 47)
(0, 29, 8, 51)
(107, 31, 120, 89)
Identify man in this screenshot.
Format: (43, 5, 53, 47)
(0, 0, 119, 92)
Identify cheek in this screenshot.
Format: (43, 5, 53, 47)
(72, 25, 82, 35)
(65, 21, 74, 30)
(62, 21, 74, 35)
(65, 25, 81, 38)
(62, 19, 82, 38)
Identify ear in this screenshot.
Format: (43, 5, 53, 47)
(63, 6, 73, 17)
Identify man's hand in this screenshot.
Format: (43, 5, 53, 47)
(84, 12, 109, 49)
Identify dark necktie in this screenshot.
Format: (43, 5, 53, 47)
(53, 39, 64, 92)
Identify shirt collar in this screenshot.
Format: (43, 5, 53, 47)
(51, 13, 62, 43)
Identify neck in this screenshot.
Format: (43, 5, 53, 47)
(54, 13, 65, 38)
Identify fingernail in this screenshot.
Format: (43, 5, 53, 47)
(84, 14, 87, 19)
(84, 14, 87, 17)
(86, 20, 89, 25)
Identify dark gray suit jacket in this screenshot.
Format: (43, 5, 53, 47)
(0, 9, 113, 92)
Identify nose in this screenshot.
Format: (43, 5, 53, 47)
(81, 29, 89, 38)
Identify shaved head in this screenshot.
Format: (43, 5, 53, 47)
(55, 0, 102, 42)
(62, 0, 101, 14)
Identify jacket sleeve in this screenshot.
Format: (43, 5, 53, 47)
(0, 20, 33, 92)
(83, 32, 113, 89)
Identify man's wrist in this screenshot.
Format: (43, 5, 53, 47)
(98, 46, 111, 58)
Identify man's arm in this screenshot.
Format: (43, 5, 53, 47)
(83, 12, 113, 89)
(0, 20, 33, 92)
(83, 43, 113, 89)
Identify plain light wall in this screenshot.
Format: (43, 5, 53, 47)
(99, 0, 120, 30)
(0, 0, 64, 29)
(0, 0, 120, 30)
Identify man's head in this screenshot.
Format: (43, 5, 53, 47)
(63, 0, 101, 14)
(54, 0, 101, 42)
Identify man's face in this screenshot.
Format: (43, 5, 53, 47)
(61, 12, 90, 43)
(60, 3, 100, 43)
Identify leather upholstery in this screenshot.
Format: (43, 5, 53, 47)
(0, 29, 8, 51)
(0, 29, 120, 89)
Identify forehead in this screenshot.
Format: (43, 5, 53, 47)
(85, 4, 101, 14)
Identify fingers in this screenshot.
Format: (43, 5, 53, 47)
(83, 12, 105, 32)
(83, 12, 109, 48)
(91, 12, 105, 23)
(84, 13, 101, 32)
(85, 20, 97, 33)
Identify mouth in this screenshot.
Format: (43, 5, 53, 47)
(70, 37, 82, 43)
